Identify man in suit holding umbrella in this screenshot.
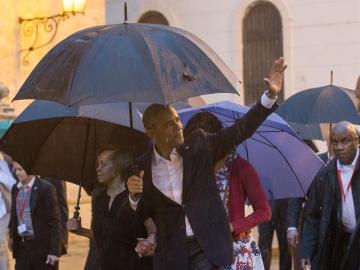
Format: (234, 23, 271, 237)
(128, 58, 286, 270)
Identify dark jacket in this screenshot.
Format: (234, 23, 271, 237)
(287, 197, 304, 229)
(92, 188, 152, 270)
(9, 177, 62, 258)
(43, 177, 69, 255)
(302, 158, 360, 270)
(300, 165, 328, 268)
(137, 101, 276, 270)
(340, 217, 360, 270)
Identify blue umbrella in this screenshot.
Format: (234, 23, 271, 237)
(287, 122, 323, 140)
(179, 101, 324, 199)
(14, 23, 239, 106)
(277, 85, 360, 124)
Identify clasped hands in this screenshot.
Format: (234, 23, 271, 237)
(135, 232, 156, 257)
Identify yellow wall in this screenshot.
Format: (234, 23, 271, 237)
(0, 0, 105, 114)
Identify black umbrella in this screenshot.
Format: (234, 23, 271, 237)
(1, 100, 149, 194)
(13, 22, 239, 106)
(276, 84, 360, 124)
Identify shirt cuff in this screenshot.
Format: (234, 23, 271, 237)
(260, 91, 277, 109)
(287, 227, 298, 232)
(129, 195, 139, 210)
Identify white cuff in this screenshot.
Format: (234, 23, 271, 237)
(129, 194, 139, 210)
(287, 227, 297, 232)
(260, 91, 277, 109)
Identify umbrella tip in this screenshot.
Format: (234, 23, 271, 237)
(124, 2, 128, 24)
(330, 70, 333, 85)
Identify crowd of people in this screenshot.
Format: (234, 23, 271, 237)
(0, 57, 359, 270)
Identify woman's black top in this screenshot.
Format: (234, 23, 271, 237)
(92, 188, 152, 270)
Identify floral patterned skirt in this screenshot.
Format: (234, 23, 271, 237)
(220, 234, 264, 270)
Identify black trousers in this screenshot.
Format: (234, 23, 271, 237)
(258, 199, 291, 270)
(15, 241, 58, 270)
(187, 237, 216, 270)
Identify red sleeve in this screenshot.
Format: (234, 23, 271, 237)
(231, 158, 271, 234)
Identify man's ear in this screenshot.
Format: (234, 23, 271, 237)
(146, 128, 155, 140)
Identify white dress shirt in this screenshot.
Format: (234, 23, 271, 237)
(337, 148, 359, 233)
(152, 147, 195, 236)
(16, 176, 35, 189)
(0, 160, 16, 219)
(130, 92, 277, 236)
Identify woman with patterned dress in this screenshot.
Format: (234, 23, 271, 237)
(184, 111, 271, 270)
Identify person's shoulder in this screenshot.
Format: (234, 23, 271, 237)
(35, 177, 56, 191)
(230, 155, 253, 170)
(232, 156, 250, 167)
(319, 159, 336, 175)
(91, 187, 106, 199)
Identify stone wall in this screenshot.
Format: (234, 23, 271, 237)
(0, 0, 105, 114)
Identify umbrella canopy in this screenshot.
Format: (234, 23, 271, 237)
(287, 122, 323, 140)
(179, 101, 324, 199)
(1, 101, 149, 193)
(277, 85, 360, 124)
(14, 23, 239, 106)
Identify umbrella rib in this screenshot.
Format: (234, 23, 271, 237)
(255, 132, 306, 196)
(247, 136, 275, 148)
(129, 26, 165, 104)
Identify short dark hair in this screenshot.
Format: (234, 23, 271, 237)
(142, 103, 174, 129)
(98, 146, 134, 180)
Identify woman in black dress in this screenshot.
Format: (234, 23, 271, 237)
(68, 147, 155, 270)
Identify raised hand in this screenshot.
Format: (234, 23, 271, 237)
(264, 57, 287, 97)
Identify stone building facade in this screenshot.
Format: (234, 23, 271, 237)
(0, 0, 105, 113)
(106, 0, 360, 104)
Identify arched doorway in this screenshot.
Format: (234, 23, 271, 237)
(138, 11, 169, 25)
(242, 1, 284, 105)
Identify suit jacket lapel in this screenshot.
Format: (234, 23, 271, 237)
(351, 163, 360, 220)
(328, 161, 343, 222)
(30, 178, 40, 216)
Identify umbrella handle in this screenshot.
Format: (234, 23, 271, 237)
(130, 164, 142, 200)
(73, 184, 82, 219)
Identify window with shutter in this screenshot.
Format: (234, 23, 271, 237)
(138, 11, 169, 25)
(243, 1, 284, 105)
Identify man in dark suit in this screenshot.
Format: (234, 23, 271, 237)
(286, 143, 330, 270)
(43, 178, 69, 256)
(300, 122, 360, 270)
(9, 162, 61, 270)
(127, 58, 286, 270)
